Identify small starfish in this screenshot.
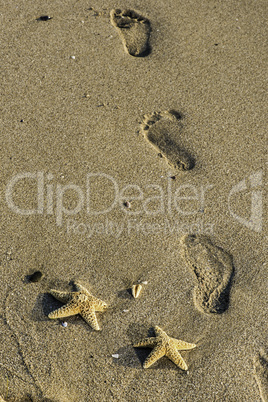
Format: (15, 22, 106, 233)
(48, 282, 107, 331)
(134, 326, 196, 370)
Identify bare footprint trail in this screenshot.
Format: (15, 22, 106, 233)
(140, 110, 195, 171)
(180, 234, 234, 314)
(110, 9, 151, 57)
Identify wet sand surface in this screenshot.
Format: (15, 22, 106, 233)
(0, 0, 267, 401)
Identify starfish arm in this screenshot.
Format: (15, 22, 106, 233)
(134, 337, 157, 348)
(154, 326, 165, 337)
(173, 339, 197, 350)
(48, 301, 80, 319)
(93, 298, 108, 311)
(143, 343, 165, 368)
(166, 348, 188, 371)
(74, 282, 92, 296)
(49, 289, 72, 304)
(80, 310, 100, 331)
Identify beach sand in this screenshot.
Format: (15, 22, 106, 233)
(0, 0, 267, 400)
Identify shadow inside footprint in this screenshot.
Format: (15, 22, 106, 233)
(110, 9, 151, 56)
(140, 110, 195, 171)
(180, 234, 234, 314)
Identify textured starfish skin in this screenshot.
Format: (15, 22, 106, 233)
(48, 283, 107, 331)
(134, 326, 196, 370)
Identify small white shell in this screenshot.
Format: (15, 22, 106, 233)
(112, 354, 119, 359)
(132, 284, 142, 299)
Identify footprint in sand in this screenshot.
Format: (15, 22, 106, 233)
(254, 350, 268, 402)
(110, 9, 151, 57)
(140, 110, 195, 171)
(180, 234, 234, 314)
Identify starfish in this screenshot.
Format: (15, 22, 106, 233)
(48, 282, 107, 331)
(134, 326, 196, 370)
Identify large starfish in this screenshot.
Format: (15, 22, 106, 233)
(134, 326, 196, 370)
(48, 282, 107, 331)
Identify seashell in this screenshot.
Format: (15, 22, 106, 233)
(132, 284, 142, 299)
